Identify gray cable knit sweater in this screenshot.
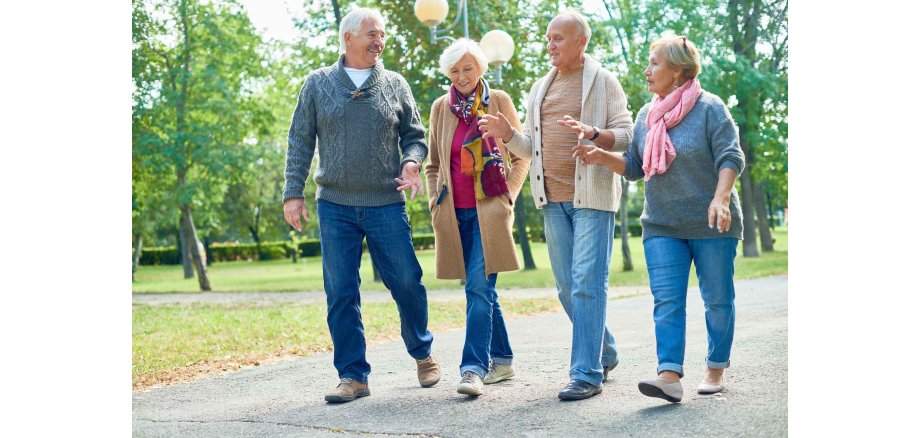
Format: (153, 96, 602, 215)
(623, 91, 746, 240)
(283, 55, 428, 206)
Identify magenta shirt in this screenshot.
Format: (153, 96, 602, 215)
(450, 117, 477, 208)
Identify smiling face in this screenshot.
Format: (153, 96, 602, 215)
(344, 17, 385, 69)
(448, 53, 483, 97)
(644, 47, 682, 98)
(545, 17, 586, 71)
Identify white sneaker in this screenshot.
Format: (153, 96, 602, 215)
(483, 363, 515, 384)
(638, 378, 683, 403)
(457, 371, 484, 396)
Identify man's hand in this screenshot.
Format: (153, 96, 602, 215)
(395, 161, 424, 200)
(283, 198, 310, 232)
(478, 112, 514, 142)
(557, 115, 592, 139)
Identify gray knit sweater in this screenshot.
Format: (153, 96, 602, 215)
(623, 92, 746, 240)
(283, 55, 428, 206)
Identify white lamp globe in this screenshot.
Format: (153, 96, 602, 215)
(414, 0, 450, 27)
(480, 30, 515, 66)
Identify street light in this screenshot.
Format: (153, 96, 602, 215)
(479, 29, 515, 85)
(414, 0, 514, 85)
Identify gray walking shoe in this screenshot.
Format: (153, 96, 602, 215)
(483, 361, 515, 384)
(457, 370, 484, 396)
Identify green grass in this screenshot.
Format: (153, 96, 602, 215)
(133, 229, 787, 293)
(133, 297, 562, 388)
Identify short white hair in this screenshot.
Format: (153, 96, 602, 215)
(553, 10, 592, 46)
(438, 38, 489, 77)
(339, 8, 386, 54)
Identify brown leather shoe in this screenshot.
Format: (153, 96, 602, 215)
(324, 378, 370, 403)
(416, 356, 441, 388)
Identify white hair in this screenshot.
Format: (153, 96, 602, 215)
(339, 8, 386, 54)
(553, 9, 592, 46)
(438, 38, 489, 77)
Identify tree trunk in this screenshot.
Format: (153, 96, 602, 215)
(331, 0, 342, 26)
(514, 193, 536, 270)
(619, 178, 633, 271)
(739, 168, 760, 257)
(178, 218, 194, 278)
(132, 234, 143, 282)
(754, 182, 774, 252)
(248, 225, 262, 260)
(766, 190, 776, 228)
(181, 205, 211, 291)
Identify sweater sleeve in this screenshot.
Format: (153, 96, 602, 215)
(396, 76, 428, 169)
(622, 106, 647, 182)
(706, 98, 745, 175)
(504, 80, 538, 159)
(283, 76, 317, 202)
(605, 74, 633, 152)
(425, 97, 442, 207)
(496, 91, 530, 202)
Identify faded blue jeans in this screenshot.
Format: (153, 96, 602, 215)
(543, 202, 619, 387)
(317, 199, 434, 384)
(643, 236, 738, 377)
(456, 208, 514, 378)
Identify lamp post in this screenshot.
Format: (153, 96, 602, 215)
(414, 0, 514, 84)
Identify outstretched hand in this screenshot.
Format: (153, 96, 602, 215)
(478, 112, 513, 142)
(395, 161, 424, 200)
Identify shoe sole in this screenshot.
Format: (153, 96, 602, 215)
(325, 389, 370, 403)
(420, 376, 441, 388)
(697, 386, 723, 395)
(483, 371, 515, 385)
(558, 387, 602, 401)
(457, 386, 483, 396)
(638, 382, 681, 403)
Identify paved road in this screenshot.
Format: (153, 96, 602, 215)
(133, 276, 787, 437)
(132, 285, 650, 306)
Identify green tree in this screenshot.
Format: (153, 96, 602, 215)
(133, 0, 271, 289)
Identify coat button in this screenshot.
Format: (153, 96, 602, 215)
(536, 175, 541, 180)
(536, 151, 540, 156)
(539, 197, 544, 202)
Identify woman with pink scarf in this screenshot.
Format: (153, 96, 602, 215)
(571, 36, 745, 403)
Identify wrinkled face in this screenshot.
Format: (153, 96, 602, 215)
(546, 18, 585, 70)
(644, 48, 682, 97)
(344, 17, 385, 69)
(448, 53, 483, 97)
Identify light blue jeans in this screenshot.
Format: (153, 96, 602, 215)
(543, 202, 619, 387)
(456, 208, 514, 378)
(643, 236, 738, 377)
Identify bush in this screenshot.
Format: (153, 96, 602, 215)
(139, 246, 180, 265)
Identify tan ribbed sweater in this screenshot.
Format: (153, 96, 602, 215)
(425, 89, 530, 280)
(505, 54, 633, 212)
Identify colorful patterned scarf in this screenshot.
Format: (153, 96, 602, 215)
(448, 78, 509, 200)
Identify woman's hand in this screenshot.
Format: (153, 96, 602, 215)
(572, 144, 609, 166)
(478, 112, 514, 142)
(708, 194, 732, 233)
(557, 115, 592, 139)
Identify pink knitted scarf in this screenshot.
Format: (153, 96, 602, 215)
(642, 77, 703, 181)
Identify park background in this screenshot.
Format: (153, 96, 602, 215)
(132, 0, 787, 389)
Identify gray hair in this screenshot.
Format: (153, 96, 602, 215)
(553, 9, 592, 46)
(438, 38, 489, 77)
(339, 8, 386, 54)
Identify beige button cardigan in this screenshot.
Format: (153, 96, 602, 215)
(505, 54, 634, 212)
(425, 89, 531, 280)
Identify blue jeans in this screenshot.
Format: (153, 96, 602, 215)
(543, 202, 619, 387)
(317, 199, 433, 384)
(456, 208, 514, 378)
(643, 236, 738, 377)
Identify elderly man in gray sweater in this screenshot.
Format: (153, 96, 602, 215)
(282, 7, 440, 404)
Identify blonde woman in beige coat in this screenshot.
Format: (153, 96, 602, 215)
(425, 38, 530, 397)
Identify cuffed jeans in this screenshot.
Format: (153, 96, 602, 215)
(317, 199, 434, 384)
(456, 208, 514, 378)
(543, 202, 619, 387)
(643, 236, 738, 377)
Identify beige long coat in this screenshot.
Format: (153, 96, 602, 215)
(425, 89, 530, 280)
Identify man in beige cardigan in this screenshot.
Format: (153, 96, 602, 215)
(479, 10, 633, 401)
